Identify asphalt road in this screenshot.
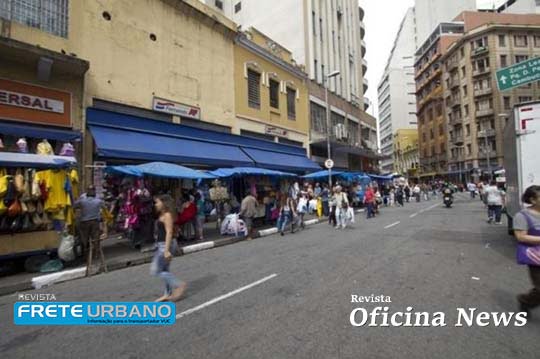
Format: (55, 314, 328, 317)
(1, 193, 539, 359)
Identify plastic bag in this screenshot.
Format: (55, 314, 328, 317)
(58, 232, 76, 262)
(220, 214, 247, 237)
(40, 259, 63, 273)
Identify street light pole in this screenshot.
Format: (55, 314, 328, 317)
(324, 70, 340, 188)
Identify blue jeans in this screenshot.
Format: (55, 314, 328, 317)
(150, 242, 181, 296)
(277, 212, 292, 232)
(488, 205, 502, 223)
(366, 203, 375, 218)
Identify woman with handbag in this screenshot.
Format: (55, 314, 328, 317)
(514, 185, 540, 317)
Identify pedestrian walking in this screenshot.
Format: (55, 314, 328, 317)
(328, 187, 337, 227)
(321, 184, 330, 217)
(413, 184, 421, 202)
(277, 195, 296, 236)
(151, 194, 186, 302)
(396, 186, 404, 207)
(514, 186, 540, 316)
(467, 182, 477, 199)
(239, 192, 258, 240)
(334, 186, 349, 229)
(404, 185, 411, 203)
(364, 185, 376, 218)
(296, 193, 308, 229)
(484, 181, 505, 224)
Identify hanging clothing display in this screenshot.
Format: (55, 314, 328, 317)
(36, 139, 54, 155)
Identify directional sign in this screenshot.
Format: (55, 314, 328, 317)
(496, 57, 540, 91)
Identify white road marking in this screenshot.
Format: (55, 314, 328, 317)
(410, 213, 418, 218)
(384, 221, 401, 229)
(176, 273, 278, 319)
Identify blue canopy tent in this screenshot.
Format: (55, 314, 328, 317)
(0, 153, 76, 169)
(302, 170, 344, 179)
(369, 174, 394, 181)
(209, 167, 297, 178)
(337, 172, 372, 184)
(107, 162, 215, 180)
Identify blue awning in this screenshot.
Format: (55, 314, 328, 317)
(89, 125, 254, 167)
(0, 152, 76, 168)
(134, 162, 215, 179)
(0, 120, 81, 141)
(302, 170, 344, 179)
(242, 148, 321, 172)
(369, 174, 394, 181)
(210, 167, 297, 178)
(87, 108, 307, 157)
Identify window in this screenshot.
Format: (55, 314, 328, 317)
(0, 0, 69, 38)
(269, 79, 279, 109)
(310, 102, 327, 133)
(515, 55, 529, 64)
(464, 104, 469, 116)
(467, 144, 472, 155)
(312, 11, 316, 36)
(503, 96, 511, 110)
(514, 35, 528, 47)
(519, 96, 532, 103)
(460, 47, 465, 58)
(314, 59, 318, 82)
(214, 0, 223, 10)
(461, 66, 466, 77)
(439, 124, 444, 135)
(247, 69, 261, 109)
(535, 35, 540, 48)
(500, 55, 508, 68)
(466, 124, 470, 136)
(287, 88, 296, 120)
(234, 1, 241, 13)
(498, 35, 506, 47)
(463, 85, 468, 97)
(319, 18, 323, 42)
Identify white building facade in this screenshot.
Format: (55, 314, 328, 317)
(202, 0, 368, 109)
(377, 0, 477, 173)
(496, 0, 540, 13)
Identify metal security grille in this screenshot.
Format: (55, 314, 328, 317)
(269, 79, 279, 109)
(0, 0, 69, 38)
(287, 88, 296, 120)
(247, 69, 261, 109)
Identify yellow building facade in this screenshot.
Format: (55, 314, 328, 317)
(393, 129, 419, 176)
(234, 28, 310, 148)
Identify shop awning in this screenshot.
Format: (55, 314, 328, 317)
(134, 162, 215, 179)
(302, 170, 344, 179)
(89, 125, 254, 167)
(242, 148, 321, 172)
(210, 167, 296, 178)
(368, 174, 394, 181)
(0, 121, 81, 141)
(0, 152, 76, 168)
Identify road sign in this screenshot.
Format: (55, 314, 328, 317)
(324, 159, 334, 169)
(496, 57, 540, 91)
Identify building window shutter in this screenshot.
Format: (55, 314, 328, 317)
(269, 79, 279, 109)
(287, 88, 296, 120)
(247, 69, 261, 109)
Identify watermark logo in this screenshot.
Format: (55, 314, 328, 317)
(14, 302, 175, 326)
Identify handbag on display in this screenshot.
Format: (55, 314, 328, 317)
(31, 179, 41, 200)
(14, 171, 25, 193)
(26, 201, 36, 214)
(21, 214, 32, 231)
(31, 212, 43, 227)
(7, 200, 22, 217)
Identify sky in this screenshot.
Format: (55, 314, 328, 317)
(360, 0, 504, 117)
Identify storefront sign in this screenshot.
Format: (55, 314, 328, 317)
(0, 90, 64, 113)
(152, 97, 201, 120)
(0, 79, 72, 127)
(265, 126, 288, 138)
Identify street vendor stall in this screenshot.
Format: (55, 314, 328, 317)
(209, 167, 297, 224)
(0, 153, 78, 262)
(104, 162, 215, 247)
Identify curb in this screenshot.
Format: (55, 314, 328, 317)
(5, 211, 364, 295)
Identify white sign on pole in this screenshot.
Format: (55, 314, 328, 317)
(325, 159, 334, 169)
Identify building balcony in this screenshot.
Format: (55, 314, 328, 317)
(478, 150, 497, 159)
(361, 39, 367, 57)
(449, 116, 464, 126)
(447, 59, 459, 72)
(448, 77, 460, 89)
(447, 96, 461, 108)
(471, 46, 489, 58)
(472, 67, 490, 77)
(477, 128, 496, 138)
(363, 77, 369, 93)
(362, 58, 368, 73)
(475, 108, 494, 118)
(360, 22, 366, 39)
(363, 96, 370, 111)
(451, 133, 464, 145)
(473, 88, 492, 97)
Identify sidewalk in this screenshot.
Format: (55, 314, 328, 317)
(0, 212, 329, 295)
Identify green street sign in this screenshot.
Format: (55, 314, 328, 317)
(496, 57, 540, 91)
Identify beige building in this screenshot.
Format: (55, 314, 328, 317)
(441, 12, 540, 179)
(393, 129, 419, 177)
